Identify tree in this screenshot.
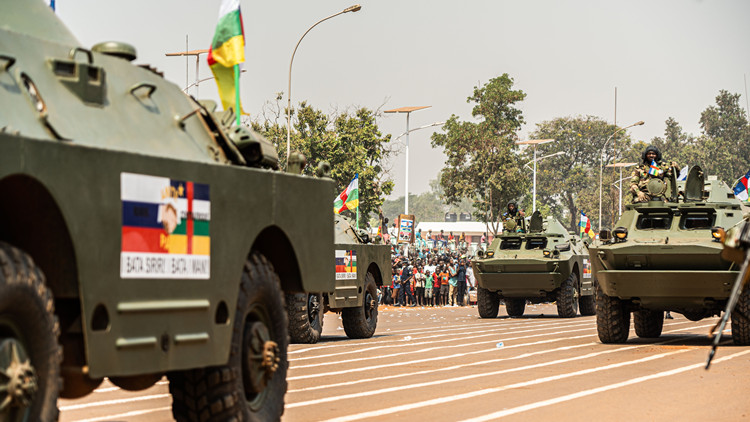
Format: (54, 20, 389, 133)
(381, 178, 474, 225)
(527, 116, 636, 232)
(431, 74, 529, 235)
(252, 101, 394, 224)
(697, 90, 750, 186)
(649, 117, 694, 167)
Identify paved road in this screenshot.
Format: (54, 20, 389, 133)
(59, 303, 750, 421)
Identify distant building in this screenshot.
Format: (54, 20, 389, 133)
(415, 221, 499, 245)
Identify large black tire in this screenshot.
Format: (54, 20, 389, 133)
(634, 310, 664, 338)
(168, 253, 288, 422)
(556, 272, 579, 318)
(731, 285, 750, 345)
(595, 281, 630, 343)
(342, 273, 379, 339)
(477, 287, 500, 318)
(0, 242, 61, 422)
(578, 293, 596, 316)
(505, 298, 526, 317)
(286, 293, 323, 344)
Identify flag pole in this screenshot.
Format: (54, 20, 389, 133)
(233, 64, 241, 126)
(356, 173, 360, 229)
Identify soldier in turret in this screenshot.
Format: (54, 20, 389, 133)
(502, 202, 526, 232)
(629, 145, 678, 203)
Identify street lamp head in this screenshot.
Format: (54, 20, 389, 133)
(635, 121, 645, 126)
(344, 4, 362, 13)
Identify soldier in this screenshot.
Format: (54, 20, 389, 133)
(503, 202, 525, 232)
(629, 145, 678, 202)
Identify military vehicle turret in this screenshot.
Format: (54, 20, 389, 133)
(472, 211, 595, 318)
(0, 1, 335, 420)
(287, 214, 391, 342)
(590, 166, 746, 344)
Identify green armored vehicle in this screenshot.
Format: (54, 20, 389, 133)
(0, 2, 335, 421)
(591, 166, 746, 344)
(472, 211, 595, 318)
(287, 214, 391, 343)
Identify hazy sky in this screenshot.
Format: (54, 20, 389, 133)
(55, 0, 750, 199)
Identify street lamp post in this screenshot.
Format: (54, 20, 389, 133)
(598, 120, 644, 230)
(384, 106, 431, 215)
(606, 162, 637, 217)
(286, 5, 362, 164)
(517, 139, 556, 213)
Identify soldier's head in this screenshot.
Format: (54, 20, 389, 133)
(642, 145, 662, 164)
(507, 202, 518, 216)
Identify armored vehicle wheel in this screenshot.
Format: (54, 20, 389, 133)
(286, 293, 324, 344)
(477, 287, 500, 318)
(168, 253, 288, 422)
(595, 281, 630, 344)
(505, 298, 526, 317)
(556, 272, 579, 318)
(731, 286, 750, 345)
(578, 294, 596, 316)
(342, 273, 378, 339)
(633, 310, 664, 338)
(0, 242, 61, 422)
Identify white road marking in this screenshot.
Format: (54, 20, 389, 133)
(288, 341, 595, 393)
(72, 406, 172, 422)
(289, 320, 705, 379)
(291, 320, 594, 362)
(288, 323, 725, 394)
(59, 394, 171, 411)
(288, 325, 597, 378)
(289, 341, 690, 410)
(93, 380, 169, 393)
(459, 349, 750, 421)
(318, 349, 692, 421)
(289, 318, 584, 354)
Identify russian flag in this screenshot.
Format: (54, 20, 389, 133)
(734, 169, 750, 201)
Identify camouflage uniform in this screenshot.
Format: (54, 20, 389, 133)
(629, 160, 677, 202)
(502, 203, 525, 232)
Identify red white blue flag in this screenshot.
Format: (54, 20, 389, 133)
(734, 169, 750, 201)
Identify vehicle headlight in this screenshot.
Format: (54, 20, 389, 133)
(486, 251, 495, 258)
(543, 250, 551, 257)
(613, 227, 628, 241)
(711, 226, 725, 242)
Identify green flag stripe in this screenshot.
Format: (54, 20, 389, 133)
(211, 10, 242, 49)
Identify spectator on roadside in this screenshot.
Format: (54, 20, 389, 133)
(424, 269, 434, 306)
(448, 259, 458, 306)
(456, 259, 467, 306)
(392, 265, 401, 306)
(414, 265, 425, 306)
(399, 263, 416, 307)
(439, 265, 450, 306)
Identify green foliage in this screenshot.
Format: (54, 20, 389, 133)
(431, 74, 529, 235)
(697, 90, 750, 186)
(527, 116, 636, 232)
(251, 100, 394, 224)
(380, 178, 474, 225)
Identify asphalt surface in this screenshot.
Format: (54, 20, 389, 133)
(59, 303, 750, 421)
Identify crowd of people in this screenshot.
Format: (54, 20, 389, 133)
(382, 247, 477, 307)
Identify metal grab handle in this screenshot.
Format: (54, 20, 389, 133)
(129, 82, 157, 98)
(68, 47, 93, 64)
(0, 54, 16, 71)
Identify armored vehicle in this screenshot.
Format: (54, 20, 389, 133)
(287, 214, 391, 342)
(590, 166, 746, 344)
(472, 211, 595, 318)
(0, 2, 335, 421)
